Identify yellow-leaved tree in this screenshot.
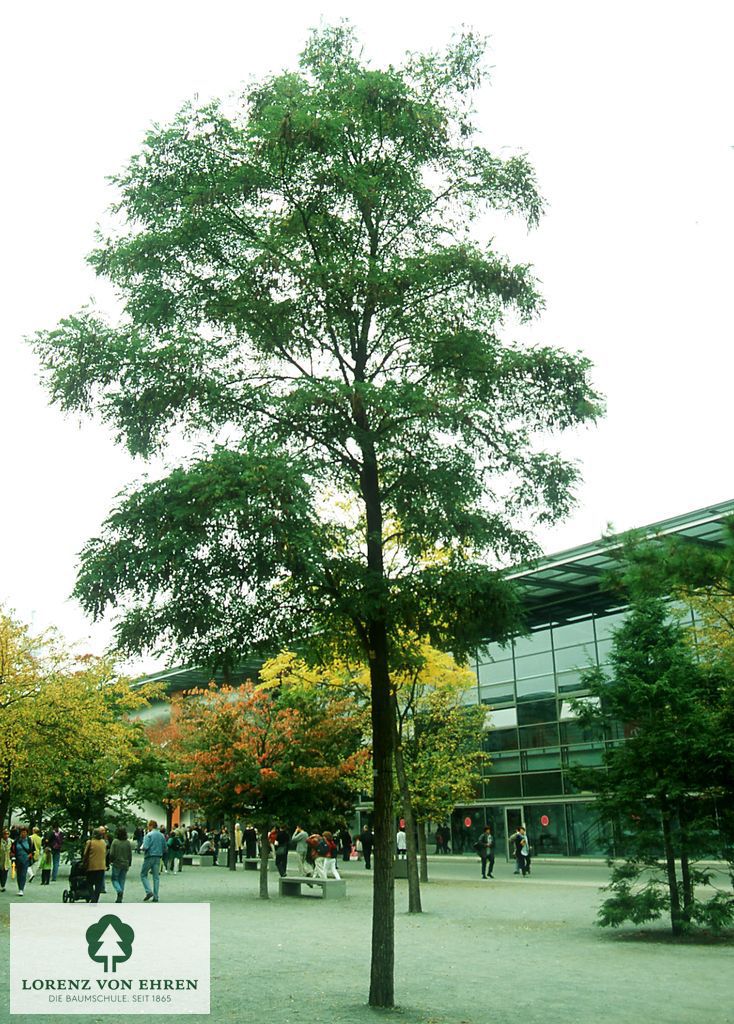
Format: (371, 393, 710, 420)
(260, 642, 489, 912)
(0, 605, 161, 842)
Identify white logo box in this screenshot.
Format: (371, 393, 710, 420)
(11, 904, 210, 1015)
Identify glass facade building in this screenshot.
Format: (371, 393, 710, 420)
(450, 499, 734, 859)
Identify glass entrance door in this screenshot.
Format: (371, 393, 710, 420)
(504, 806, 523, 859)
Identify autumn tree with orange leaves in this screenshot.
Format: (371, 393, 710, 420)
(166, 680, 367, 897)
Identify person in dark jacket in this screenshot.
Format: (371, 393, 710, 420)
(338, 827, 352, 862)
(243, 825, 258, 859)
(10, 827, 35, 896)
(110, 828, 133, 903)
(274, 826, 290, 877)
(476, 825, 495, 878)
(360, 825, 374, 870)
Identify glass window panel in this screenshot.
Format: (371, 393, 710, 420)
(566, 745, 605, 768)
(514, 652, 554, 678)
(489, 707, 518, 729)
(523, 748, 562, 772)
(553, 643, 596, 672)
(559, 696, 600, 720)
(519, 723, 560, 749)
(484, 728, 519, 753)
(522, 772, 563, 797)
(565, 770, 606, 794)
(486, 752, 521, 774)
(526, 804, 568, 855)
(565, 801, 610, 856)
(477, 641, 512, 665)
(594, 611, 627, 639)
(595, 638, 614, 664)
(517, 698, 557, 726)
(552, 618, 594, 648)
(515, 674, 555, 702)
(479, 682, 515, 706)
(512, 630, 552, 657)
(485, 775, 522, 798)
(560, 719, 604, 745)
(478, 660, 514, 684)
(556, 670, 586, 694)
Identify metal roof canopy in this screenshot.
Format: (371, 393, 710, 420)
(509, 498, 734, 629)
(135, 499, 734, 692)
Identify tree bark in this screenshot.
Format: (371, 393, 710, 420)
(368, 623, 395, 1006)
(678, 802, 693, 922)
(661, 804, 683, 935)
(418, 821, 429, 883)
(258, 820, 270, 899)
(393, 701, 421, 912)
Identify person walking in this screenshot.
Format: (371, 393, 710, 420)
(140, 820, 167, 902)
(510, 826, 525, 875)
(243, 824, 258, 860)
(234, 823, 243, 864)
(274, 826, 290, 877)
(338, 826, 352, 862)
(396, 827, 407, 859)
(292, 825, 312, 876)
(10, 827, 35, 896)
(320, 831, 341, 879)
(360, 825, 374, 870)
(519, 826, 531, 876)
(1, 828, 12, 892)
(110, 827, 133, 903)
(47, 823, 65, 882)
(81, 828, 108, 903)
(28, 827, 43, 882)
(38, 843, 53, 885)
(476, 825, 495, 878)
(167, 828, 184, 873)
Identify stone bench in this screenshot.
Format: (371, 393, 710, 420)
(278, 876, 346, 899)
(182, 855, 218, 867)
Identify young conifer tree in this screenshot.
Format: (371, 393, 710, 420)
(32, 25, 600, 1005)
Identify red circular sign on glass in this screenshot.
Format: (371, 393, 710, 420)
(464, 817, 472, 828)
(540, 815, 550, 827)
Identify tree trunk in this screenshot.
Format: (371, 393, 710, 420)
(228, 818, 237, 871)
(661, 805, 683, 935)
(0, 788, 11, 831)
(678, 802, 693, 922)
(392, 702, 421, 913)
(418, 821, 429, 883)
(258, 820, 270, 899)
(368, 622, 395, 1007)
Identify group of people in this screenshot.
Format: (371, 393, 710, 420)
(472, 824, 532, 878)
(1, 823, 67, 896)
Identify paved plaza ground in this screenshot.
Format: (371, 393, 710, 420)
(1, 854, 732, 1024)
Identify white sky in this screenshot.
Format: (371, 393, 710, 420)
(2, 1, 732, 670)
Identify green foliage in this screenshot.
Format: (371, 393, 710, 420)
(574, 597, 734, 934)
(31, 24, 600, 673)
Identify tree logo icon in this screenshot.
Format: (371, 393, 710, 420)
(86, 915, 135, 973)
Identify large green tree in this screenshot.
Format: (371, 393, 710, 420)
(573, 597, 734, 935)
(32, 25, 600, 1005)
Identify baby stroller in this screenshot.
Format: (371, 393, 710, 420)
(62, 859, 92, 903)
